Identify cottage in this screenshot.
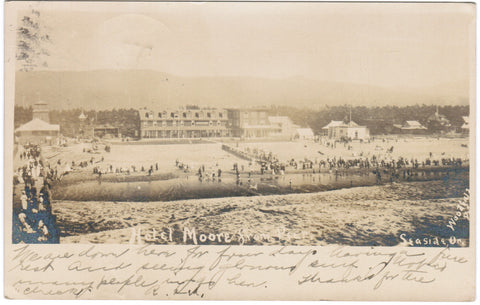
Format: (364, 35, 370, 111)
(93, 125, 120, 138)
(321, 120, 343, 137)
(322, 120, 370, 140)
(395, 120, 427, 134)
(295, 128, 315, 140)
(426, 108, 451, 132)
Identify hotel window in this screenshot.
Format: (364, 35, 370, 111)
(171, 112, 175, 118)
(183, 112, 187, 118)
(158, 113, 162, 118)
(207, 112, 211, 118)
(195, 112, 199, 118)
(219, 113, 223, 118)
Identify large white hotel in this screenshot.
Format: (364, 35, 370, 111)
(138, 106, 231, 139)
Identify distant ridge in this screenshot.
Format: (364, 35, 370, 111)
(15, 70, 469, 110)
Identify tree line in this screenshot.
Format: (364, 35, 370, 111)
(14, 104, 469, 138)
(268, 104, 469, 135)
(14, 106, 140, 138)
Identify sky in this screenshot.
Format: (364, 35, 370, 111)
(10, 2, 475, 89)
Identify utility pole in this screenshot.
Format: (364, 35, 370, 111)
(349, 104, 352, 123)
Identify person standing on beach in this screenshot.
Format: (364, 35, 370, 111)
(20, 191, 28, 210)
(376, 170, 381, 184)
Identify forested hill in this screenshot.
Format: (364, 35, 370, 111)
(15, 70, 469, 110)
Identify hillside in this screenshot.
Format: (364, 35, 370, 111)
(14, 70, 469, 110)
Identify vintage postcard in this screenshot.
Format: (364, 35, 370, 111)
(4, 1, 476, 301)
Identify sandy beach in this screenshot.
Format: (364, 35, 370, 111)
(37, 136, 469, 176)
(15, 136, 470, 246)
(54, 178, 469, 246)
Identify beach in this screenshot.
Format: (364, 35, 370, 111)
(54, 178, 469, 246)
(14, 136, 470, 246)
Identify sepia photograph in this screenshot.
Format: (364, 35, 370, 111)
(9, 1, 473, 247)
(4, 1, 476, 301)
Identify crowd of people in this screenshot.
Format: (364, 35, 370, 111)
(53, 140, 466, 188)
(13, 144, 59, 243)
(219, 143, 468, 181)
(55, 141, 469, 189)
(92, 161, 174, 177)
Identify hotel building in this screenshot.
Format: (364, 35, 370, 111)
(138, 106, 230, 138)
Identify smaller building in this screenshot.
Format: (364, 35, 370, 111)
(93, 125, 119, 138)
(427, 108, 450, 125)
(268, 116, 299, 139)
(394, 120, 427, 134)
(461, 116, 469, 134)
(322, 120, 370, 140)
(15, 118, 60, 145)
(426, 108, 451, 132)
(321, 120, 344, 136)
(78, 112, 87, 121)
(15, 102, 60, 145)
(294, 128, 315, 140)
